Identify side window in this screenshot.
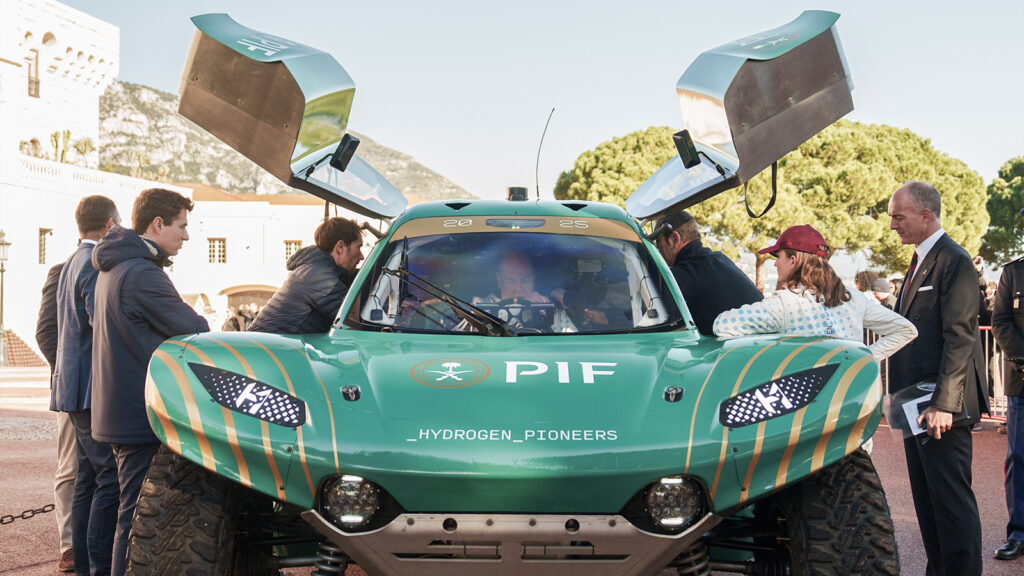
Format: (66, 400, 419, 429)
(208, 238, 227, 264)
(27, 49, 40, 98)
(284, 240, 301, 262)
(38, 228, 52, 264)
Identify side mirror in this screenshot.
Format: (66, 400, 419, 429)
(330, 133, 360, 172)
(673, 130, 700, 169)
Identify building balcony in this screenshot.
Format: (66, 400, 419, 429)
(6, 155, 189, 200)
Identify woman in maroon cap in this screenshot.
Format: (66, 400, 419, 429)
(713, 225, 917, 362)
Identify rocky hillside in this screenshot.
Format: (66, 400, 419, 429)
(99, 81, 472, 200)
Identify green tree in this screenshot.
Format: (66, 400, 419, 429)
(980, 157, 1024, 264)
(554, 127, 677, 204)
(555, 120, 989, 286)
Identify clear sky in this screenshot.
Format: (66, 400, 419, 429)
(62, 1, 1024, 202)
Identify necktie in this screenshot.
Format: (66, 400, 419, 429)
(898, 252, 918, 310)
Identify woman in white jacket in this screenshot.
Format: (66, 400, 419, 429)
(713, 225, 917, 362)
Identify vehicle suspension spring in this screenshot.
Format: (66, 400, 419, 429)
(311, 540, 349, 575)
(673, 542, 711, 576)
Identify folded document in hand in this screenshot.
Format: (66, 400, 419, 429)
(883, 382, 969, 439)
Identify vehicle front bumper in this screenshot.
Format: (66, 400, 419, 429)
(300, 510, 722, 576)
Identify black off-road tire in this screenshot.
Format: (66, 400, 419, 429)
(760, 449, 900, 576)
(125, 445, 275, 575)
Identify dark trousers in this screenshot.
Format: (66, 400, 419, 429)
(1007, 396, 1024, 542)
(68, 411, 118, 576)
(903, 425, 982, 576)
(109, 442, 160, 576)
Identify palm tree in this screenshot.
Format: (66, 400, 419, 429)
(72, 137, 96, 167)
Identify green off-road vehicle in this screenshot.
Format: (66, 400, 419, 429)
(129, 11, 899, 576)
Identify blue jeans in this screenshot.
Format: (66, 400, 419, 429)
(1007, 395, 1024, 542)
(68, 411, 118, 576)
(109, 442, 160, 576)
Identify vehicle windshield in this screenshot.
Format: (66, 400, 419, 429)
(347, 219, 684, 335)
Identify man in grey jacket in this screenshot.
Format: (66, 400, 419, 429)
(249, 217, 364, 334)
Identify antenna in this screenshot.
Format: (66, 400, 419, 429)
(535, 107, 555, 200)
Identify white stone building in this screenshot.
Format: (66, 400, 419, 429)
(0, 0, 369, 363)
(174, 183, 370, 330)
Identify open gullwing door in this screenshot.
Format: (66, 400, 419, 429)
(626, 10, 853, 220)
(178, 13, 407, 219)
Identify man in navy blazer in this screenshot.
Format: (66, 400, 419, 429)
(37, 262, 76, 571)
(51, 195, 121, 576)
(888, 181, 988, 576)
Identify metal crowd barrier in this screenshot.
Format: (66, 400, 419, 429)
(981, 326, 1009, 421)
(866, 326, 1007, 422)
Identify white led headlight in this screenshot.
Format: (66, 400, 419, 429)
(646, 476, 703, 529)
(189, 363, 306, 427)
(322, 475, 381, 529)
(719, 364, 839, 428)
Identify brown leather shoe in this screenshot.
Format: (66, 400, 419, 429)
(58, 548, 74, 572)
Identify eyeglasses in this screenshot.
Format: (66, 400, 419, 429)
(649, 223, 674, 247)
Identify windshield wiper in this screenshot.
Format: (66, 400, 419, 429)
(381, 267, 515, 337)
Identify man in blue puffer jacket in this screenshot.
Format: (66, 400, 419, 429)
(249, 217, 364, 334)
(91, 188, 209, 575)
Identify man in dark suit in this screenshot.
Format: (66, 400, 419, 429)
(36, 262, 76, 572)
(646, 210, 763, 335)
(887, 180, 988, 576)
(51, 195, 121, 576)
(991, 250, 1024, 560)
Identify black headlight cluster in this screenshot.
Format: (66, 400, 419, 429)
(189, 363, 306, 428)
(322, 475, 381, 528)
(621, 475, 707, 534)
(645, 476, 704, 529)
(317, 474, 402, 532)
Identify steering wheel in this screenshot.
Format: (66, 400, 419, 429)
(485, 298, 556, 331)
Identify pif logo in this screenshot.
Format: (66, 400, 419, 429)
(411, 358, 490, 389)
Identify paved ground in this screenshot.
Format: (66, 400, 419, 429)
(2, 369, 1021, 575)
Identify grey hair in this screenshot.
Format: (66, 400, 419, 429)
(900, 180, 942, 218)
(677, 212, 701, 245)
